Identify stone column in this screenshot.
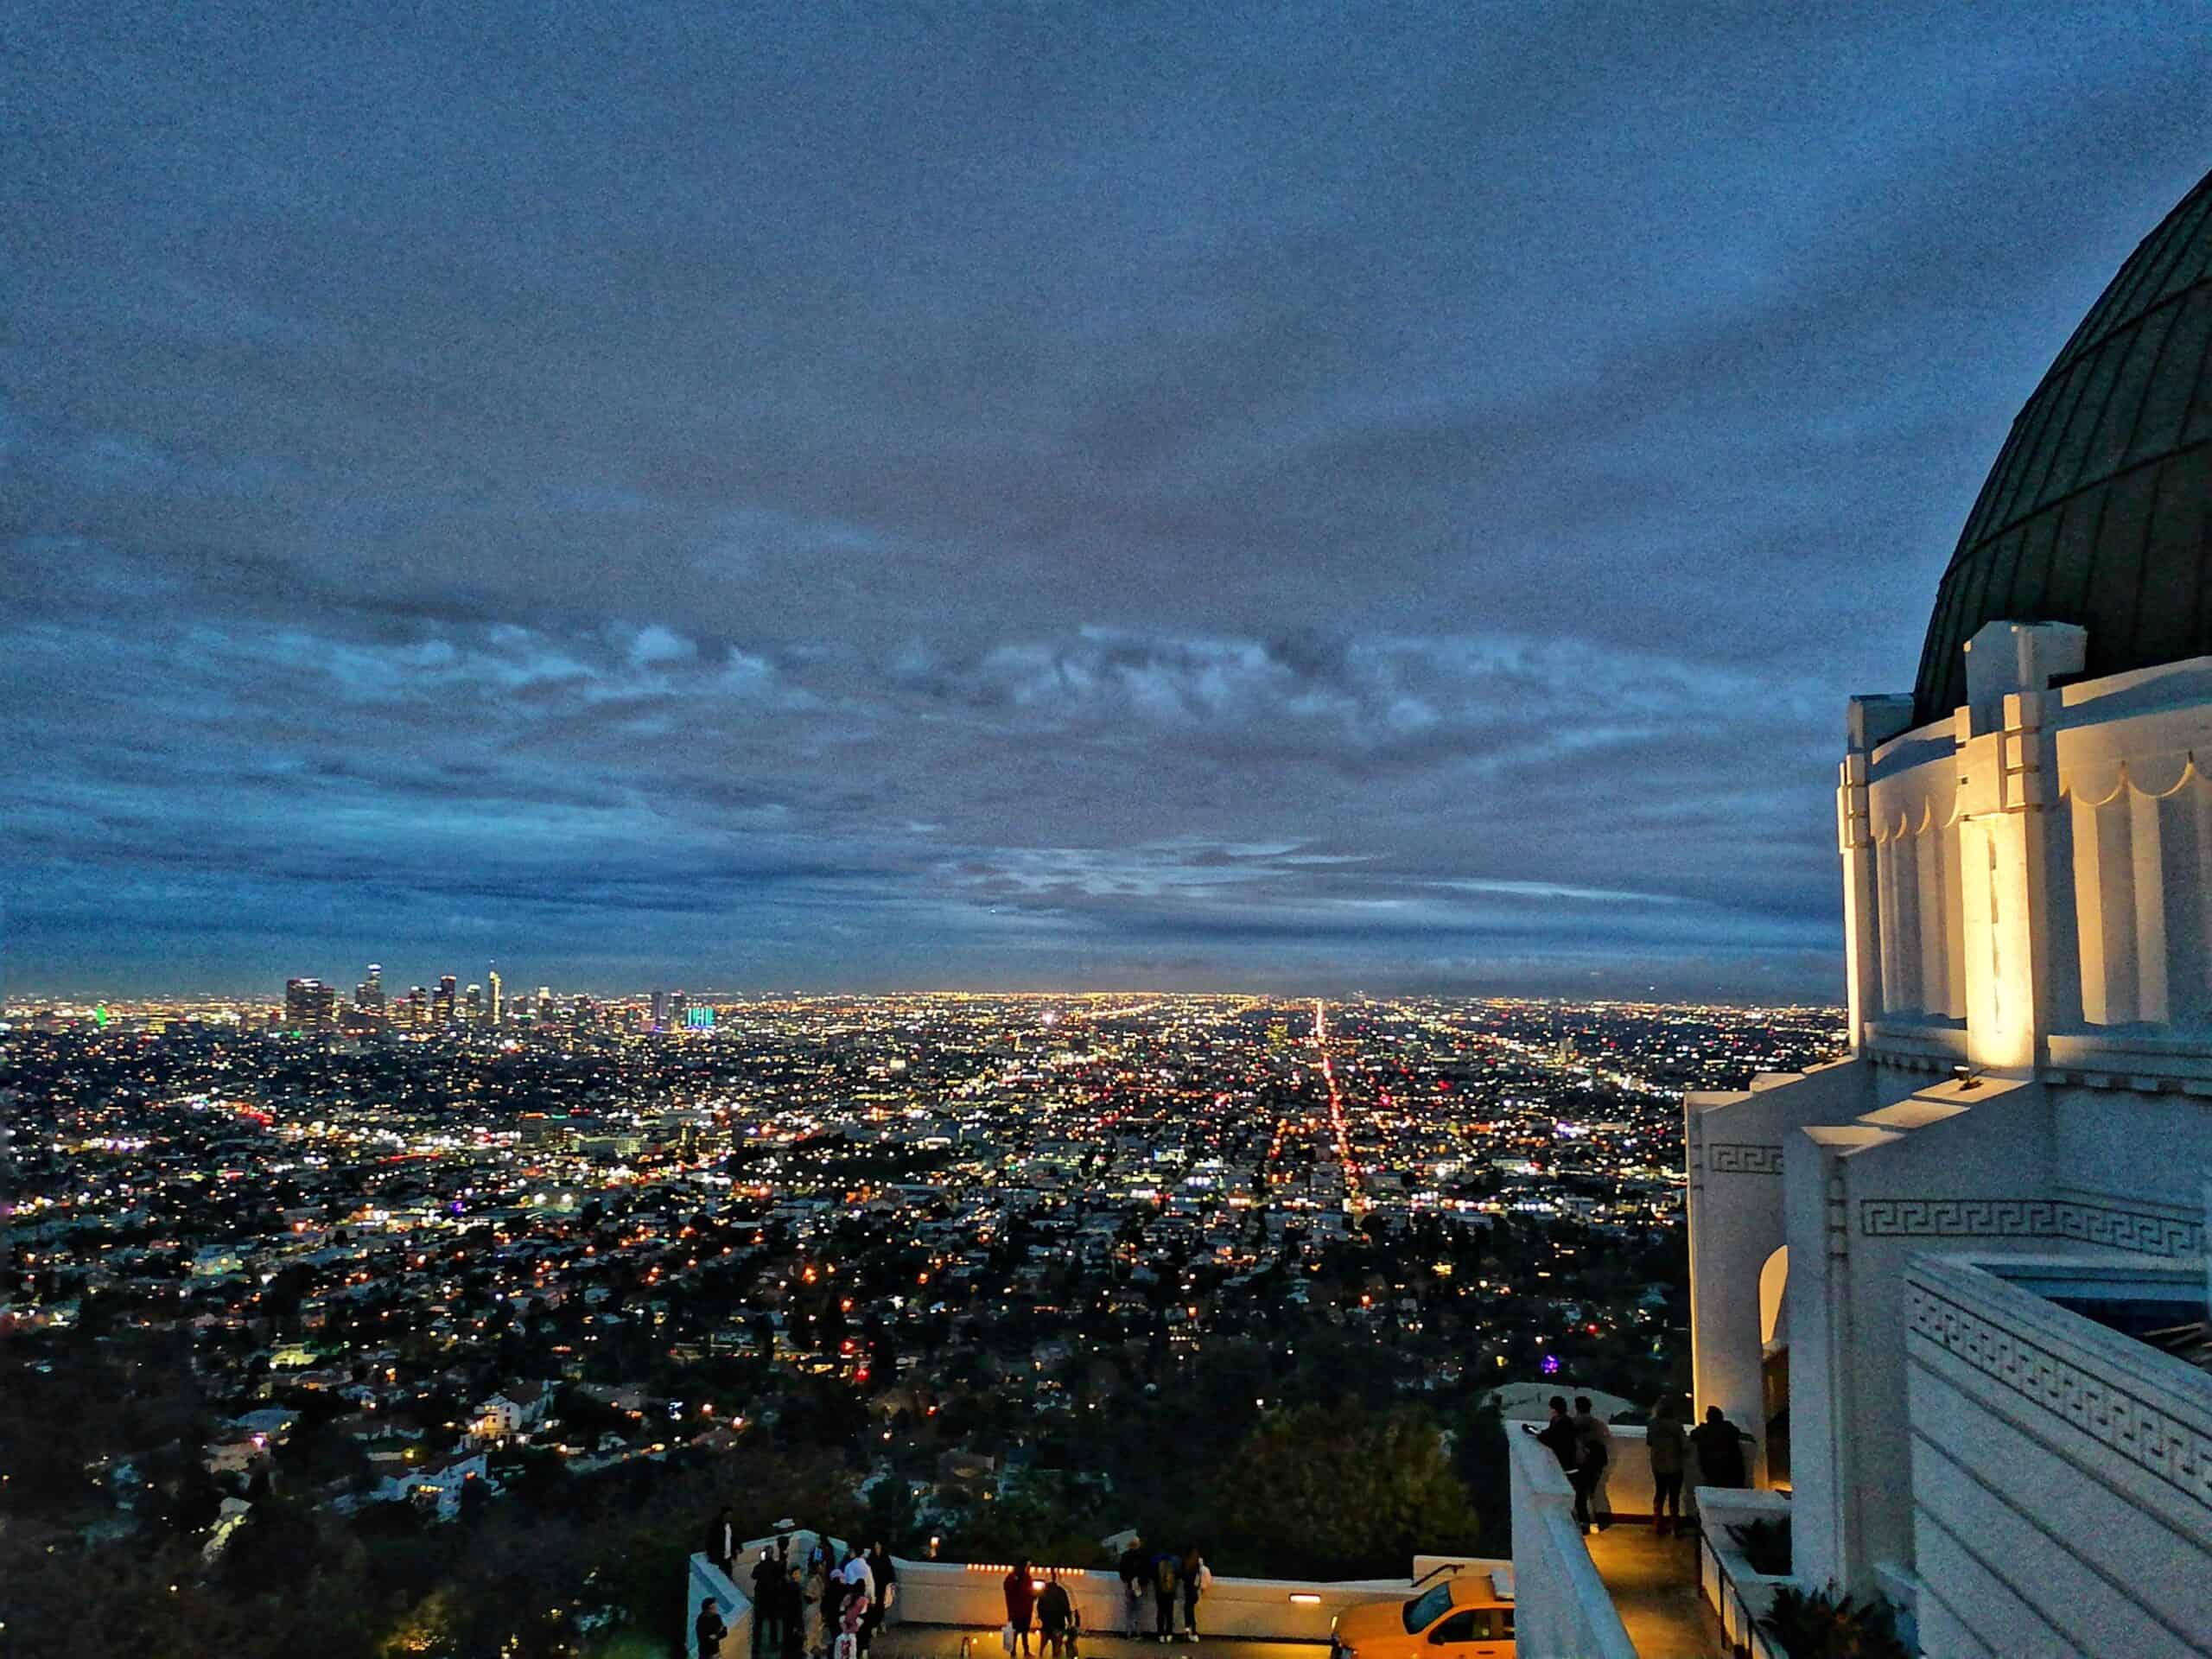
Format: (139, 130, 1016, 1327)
(1953, 622, 2086, 1073)
(1842, 696, 1916, 1050)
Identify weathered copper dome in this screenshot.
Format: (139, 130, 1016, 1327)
(1915, 168, 2212, 723)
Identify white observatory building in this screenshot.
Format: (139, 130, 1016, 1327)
(1686, 168, 2212, 1656)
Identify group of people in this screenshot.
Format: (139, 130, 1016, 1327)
(699, 1517, 898, 1659)
(1533, 1395, 1619, 1534)
(1000, 1560, 1083, 1659)
(995, 1536, 1213, 1655)
(1116, 1536, 1211, 1643)
(1649, 1401, 1754, 1534)
(1532, 1395, 1755, 1536)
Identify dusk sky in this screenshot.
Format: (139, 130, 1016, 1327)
(6, 3, 2208, 999)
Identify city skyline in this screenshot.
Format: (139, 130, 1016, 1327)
(8, 5, 2209, 998)
(10, 970, 1848, 1014)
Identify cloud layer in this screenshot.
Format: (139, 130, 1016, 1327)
(4, 2, 2207, 995)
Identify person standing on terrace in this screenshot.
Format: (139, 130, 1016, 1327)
(1038, 1567, 1073, 1659)
(1152, 1549, 1179, 1643)
(803, 1548, 829, 1658)
(1647, 1398, 1687, 1535)
(1689, 1406, 1752, 1490)
(1535, 1395, 1578, 1471)
(1179, 1548, 1210, 1641)
(821, 1545, 848, 1649)
(1571, 1396, 1614, 1531)
(866, 1541, 898, 1647)
(698, 1597, 729, 1659)
(753, 1548, 785, 1656)
(1118, 1533, 1149, 1636)
(780, 1568, 807, 1659)
(1005, 1556, 1039, 1659)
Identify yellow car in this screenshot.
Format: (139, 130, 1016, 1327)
(1329, 1573, 1515, 1659)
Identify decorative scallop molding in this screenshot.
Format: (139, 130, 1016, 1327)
(2063, 751, 2210, 809)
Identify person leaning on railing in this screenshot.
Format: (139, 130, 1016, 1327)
(1688, 1407, 1753, 1491)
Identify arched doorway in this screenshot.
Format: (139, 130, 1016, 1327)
(1758, 1245, 1789, 1490)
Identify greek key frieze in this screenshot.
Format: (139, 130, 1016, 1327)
(2051, 1204, 2201, 1257)
(1860, 1198, 2200, 1255)
(1860, 1198, 2056, 1237)
(1707, 1142, 1785, 1175)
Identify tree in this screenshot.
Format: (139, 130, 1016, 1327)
(3, 1525, 375, 1659)
(1449, 1399, 1512, 1556)
(943, 1472, 1111, 1568)
(1215, 1402, 1480, 1580)
(857, 1473, 921, 1553)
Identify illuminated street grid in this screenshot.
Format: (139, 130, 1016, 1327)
(2, 990, 1840, 1513)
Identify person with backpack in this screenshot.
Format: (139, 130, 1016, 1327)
(1037, 1568, 1074, 1659)
(1152, 1549, 1179, 1643)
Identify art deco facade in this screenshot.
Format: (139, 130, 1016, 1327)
(1686, 168, 2212, 1656)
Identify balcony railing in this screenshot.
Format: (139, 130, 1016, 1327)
(1503, 1428, 1638, 1659)
(692, 1532, 1504, 1657)
(1689, 1491, 1788, 1659)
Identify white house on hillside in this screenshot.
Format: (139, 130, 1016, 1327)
(474, 1380, 554, 1440)
(377, 1449, 489, 1521)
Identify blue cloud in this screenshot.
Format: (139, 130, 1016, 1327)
(3, 2, 2207, 995)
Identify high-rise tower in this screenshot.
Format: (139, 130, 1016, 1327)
(283, 978, 335, 1030)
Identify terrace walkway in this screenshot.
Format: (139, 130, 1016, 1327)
(1582, 1526, 1725, 1659)
(877, 1631, 1321, 1659)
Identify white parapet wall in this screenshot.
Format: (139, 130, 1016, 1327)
(1494, 1411, 1658, 1519)
(699, 1535, 1506, 1648)
(687, 1554, 752, 1659)
(891, 1560, 1443, 1643)
(1504, 1427, 1637, 1659)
